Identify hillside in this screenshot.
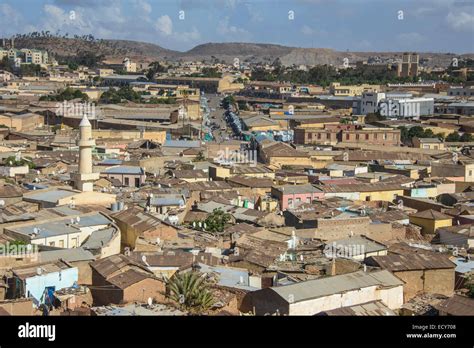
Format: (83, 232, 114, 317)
(7, 36, 474, 67)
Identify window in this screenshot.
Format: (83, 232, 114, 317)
(365, 134, 369, 140)
(470, 170, 473, 177)
(317, 133, 321, 139)
(346, 134, 350, 140)
(308, 133, 312, 139)
(296, 198, 301, 204)
(71, 237, 78, 248)
(59, 240, 64, 248)
(326, 133, 330, 140)
(306, 197, 311, 204)
(288, 198, 293, 207)
(124, 177, 130, 186)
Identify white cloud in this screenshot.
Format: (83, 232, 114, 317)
(301, 25, 314, 35)
(218, 16, 250, 37)
(134, 0, 152, 16)
(446, 11, 474, 32)
(155, 15, 173, 36)
(397, 32, 425, 46)
(0, 4, 23, 26)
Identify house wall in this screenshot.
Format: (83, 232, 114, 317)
(394, 270, 424, 301)
(288, 284, 403, 315)
(314, 219, 400, 243)
(240, 287, 290, 315)
(409, 216, 452, 234)
(394, 268, 454, 301)
(359, 189, 404, 202)
(102, 173, 146, 188)
(72, 261, 93, 285)
(24, 267, 79, 304)
(57, 192, 116, 207)
(122, 278, 166, 304)
(115, 218, 178, 250)
(265, 156, 313, 168)
(282, 192, 324, 210)
(0, 298, 35, 315)
(424, 268, 455, 297)
(99, 229, 121, 259)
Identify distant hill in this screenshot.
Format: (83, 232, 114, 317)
(8, 36, 474, 67)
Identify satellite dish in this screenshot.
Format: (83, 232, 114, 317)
(142, 255, 147, 264)
(0, 200, 5, 207)
(76, 216, 81, 223)
(36, 267, 42, 275)
(156, 237, 161, 245)
(33, 227, 39, 234)
(147, 297, 153, 306)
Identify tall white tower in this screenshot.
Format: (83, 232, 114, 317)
(72, 115, 99, 192)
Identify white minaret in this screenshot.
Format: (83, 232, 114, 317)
(72, 115, 99, 192)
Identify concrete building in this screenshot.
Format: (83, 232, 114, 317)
(9, 260, 78, 306)
(101, 166, 146, 188)
(271, 184, 324, 210)
(329, 82, 381, 97)
(366, 251, 455, 301)
(412, 137, 445, 150)
(409, 209, 452, 235)
(242, 270, 404, 315)
(399, 52, 419, 78)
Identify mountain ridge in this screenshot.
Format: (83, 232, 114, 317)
(7, 36, 474, 67)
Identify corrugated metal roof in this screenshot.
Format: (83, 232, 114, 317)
(103, 165, 144, 175)
(270, 270, 403, 303)
(24, 188, 76, 203)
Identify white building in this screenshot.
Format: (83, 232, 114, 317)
(245, 270, 404, 315)
(448, 86, 474, 97)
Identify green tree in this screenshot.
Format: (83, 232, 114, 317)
(4, 156, 35, 169)
(193, 208, 231, 234)
(146, 61, 166, 81)
(460, 133, 474, 142)
(193, 151, 206, 162)
(446, 132, 461, 142)
(166, 272, 215, 312)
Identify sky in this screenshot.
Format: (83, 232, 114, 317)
(0, 0, 473, 53)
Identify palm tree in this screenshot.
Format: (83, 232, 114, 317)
(166, 272, 215, 313)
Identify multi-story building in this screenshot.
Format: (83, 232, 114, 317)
(448, 86, 474, 97)
(0, 48, 48, 65)
(329, 82, 381, 97)
(294, 124, 401, 146)
(399, 52, 419, 78)
(20, 49, 48, 65)
(355, 91, 434, 119)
